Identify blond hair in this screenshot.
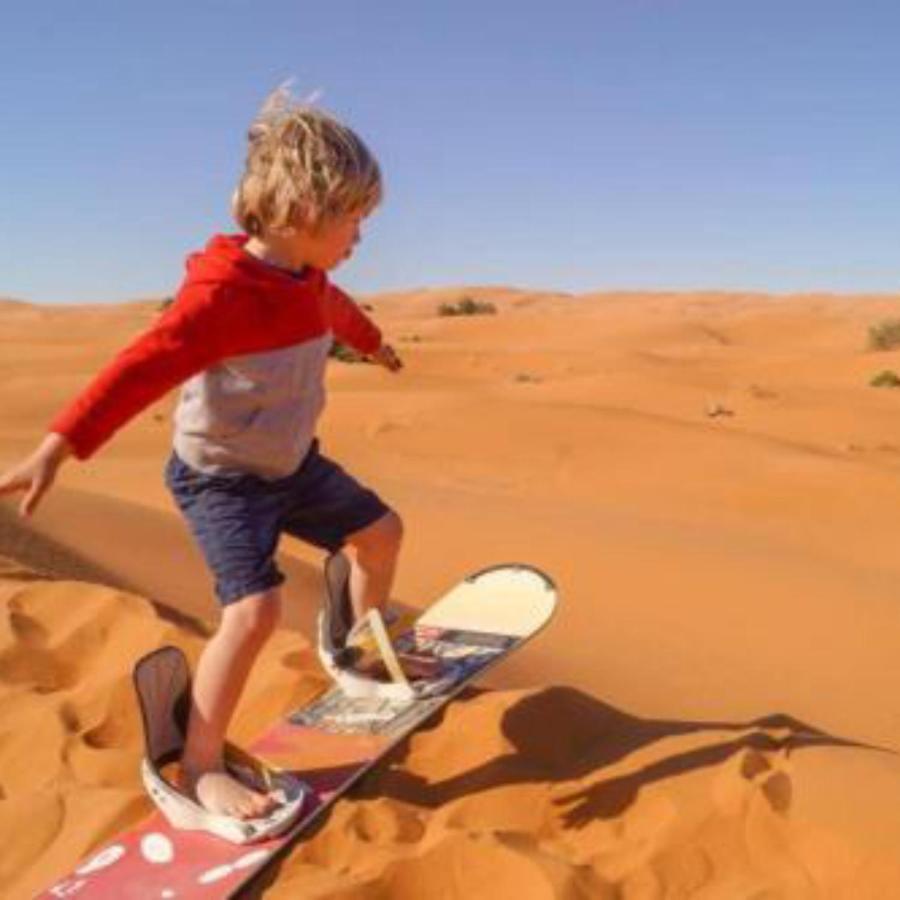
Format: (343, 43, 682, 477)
(232, 85, 382, 237)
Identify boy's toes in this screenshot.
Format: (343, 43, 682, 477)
(191, 770, 280, 820)
(251, 794, 278, 817)
(237, 797, 264, 818)
(244, 794, 269, 817)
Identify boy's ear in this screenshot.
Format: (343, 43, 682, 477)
(268, 222, 301, 239)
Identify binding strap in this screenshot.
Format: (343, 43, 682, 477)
(363, 607, 411, 689)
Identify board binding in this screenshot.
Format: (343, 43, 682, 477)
(134, 646, 310, 844)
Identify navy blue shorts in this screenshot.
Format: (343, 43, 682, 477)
(164, 439, 391, 606)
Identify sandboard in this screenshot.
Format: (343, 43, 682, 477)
(38, 562, 557, 899)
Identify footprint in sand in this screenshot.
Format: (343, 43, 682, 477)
(58, 701, 82, 733)
(81, 692, 136, 749)
(748, 384, 778, 400)
(0, 602, 77, 693)
(56, 680, 137, 749)
(737, 747, 793, 815)
(346, 799, 426, 845)
(7, 598, 49, 644)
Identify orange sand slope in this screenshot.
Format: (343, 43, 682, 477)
(3, 289, 900, 897)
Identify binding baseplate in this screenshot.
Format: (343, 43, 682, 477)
(133, 646, 309, 844)
(317, 551, 446, 701)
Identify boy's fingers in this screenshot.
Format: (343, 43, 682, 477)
(21, 481, 47, 518)
(381, 347, 402, 371)
(19, 467, 54, 517)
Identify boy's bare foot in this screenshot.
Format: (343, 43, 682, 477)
(181, 766, 279, 820)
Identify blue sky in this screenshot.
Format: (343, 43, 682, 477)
(3, 1, 900, 303)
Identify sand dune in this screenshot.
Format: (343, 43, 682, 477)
(3, 288, 900, 897)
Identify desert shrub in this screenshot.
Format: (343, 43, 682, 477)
(868, 319, 900, 351)
(330, 341, 365, 363)
(870, 369, 900, 388)
(438, 296, 497, 317)
(158, 296, 174, 311)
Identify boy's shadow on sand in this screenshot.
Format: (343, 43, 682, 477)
(247, 687, 892, 897)
(364, 686, 890, 827)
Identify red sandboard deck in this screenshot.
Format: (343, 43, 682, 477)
(38, 564, 557, 899)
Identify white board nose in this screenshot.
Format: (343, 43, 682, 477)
(417, 564, 557, 637)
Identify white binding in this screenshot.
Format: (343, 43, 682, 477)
(317, 606, 416, 702)
(364, 607, 411, 689)
(141, 757, 308, 845)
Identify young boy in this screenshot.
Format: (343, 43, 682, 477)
(0, 88, 404, 822)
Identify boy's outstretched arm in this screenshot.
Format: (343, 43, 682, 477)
(326, 283, 403, 372)
(0, 432, 72, 517)
(0, 283, 239, 518)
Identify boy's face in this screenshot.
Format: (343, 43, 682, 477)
(295, 211, 365, 271)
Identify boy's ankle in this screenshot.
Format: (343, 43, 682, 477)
(180, 752, 224, 778)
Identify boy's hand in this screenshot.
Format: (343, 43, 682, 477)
(371, 343, 403, 372)
(0, 433, 72, 518)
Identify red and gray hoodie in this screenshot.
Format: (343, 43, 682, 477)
(50, 234, 382, 480)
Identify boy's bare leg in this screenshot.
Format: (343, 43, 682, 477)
(345, 511, 404, 618)
(180, 588, 282, 819)
(344, 510, 438, 679)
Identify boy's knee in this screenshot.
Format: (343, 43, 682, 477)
(382, 510, 404, 548)
(349, 510, 403, 557)
(221, 588, 282, 639)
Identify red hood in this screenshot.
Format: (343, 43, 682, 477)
(183, 233, 327, 296)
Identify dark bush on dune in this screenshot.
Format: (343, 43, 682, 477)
(870, 369, 900, 388)
(330, 341, 365, 363)
(868, 319, 900, 351)
(438, 296, 497, 317)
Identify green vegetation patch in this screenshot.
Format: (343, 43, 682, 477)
(870, 369, 900, 388)
(438, 296, 497, 317)
(330, 341, 365, 363)
(868, 319, 900, 351)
